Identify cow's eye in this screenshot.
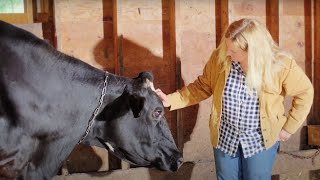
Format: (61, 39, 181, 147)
(152, 110, 162, 119)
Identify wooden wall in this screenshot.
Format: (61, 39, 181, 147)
(11, 0, 320, 179)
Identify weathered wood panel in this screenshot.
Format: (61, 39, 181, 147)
(229, 0, 266, 24)
(279, 0, 307, 151)
(117, 0, 178, 142)
(175, 0, 215, 162)
(55, 0, 109, 70)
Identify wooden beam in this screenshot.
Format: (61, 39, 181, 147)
(161, 0, 178, 144)
(42, 0, 56, 47)
(0, 14, 31, 24)
(305, 0, 313, 83)
(26, 0, 34, 23)
(102, 0, 123, 170)
(33, 0, 49, 23)
(215, 0, 229, 46)
(266, 0, 279, 44)
(113, 0, 119, 75)
(103, 0, 117, 73)
(168, 0, 180, 150)
(313, 0, 320, 122)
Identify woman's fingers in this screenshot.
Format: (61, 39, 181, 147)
(155, 89, 171, 107)
(278, 129, 292, 142)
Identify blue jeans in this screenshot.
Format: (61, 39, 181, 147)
(213, 142, 279, 180)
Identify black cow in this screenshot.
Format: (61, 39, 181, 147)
(0, 21, 182, 180)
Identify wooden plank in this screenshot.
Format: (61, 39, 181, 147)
(168, 0, 180, 150)
(215, 0, 229, 45)
(39, 0, 49, 13)
(308, 125, 320, 146)
(102, 0, 116, 73)
(26, 0, 34, 23)
(278, 0, 307, 152)
(103, 0, 122, 170)
(113, 0, 119, 75)
(42, 0, 56, 47)
(0, 14, 30, 24)
(266, 0, 279, 44)
(313, 0, 320, 122)
(304, 0, 313, 84)
(162, 0, 178, 143)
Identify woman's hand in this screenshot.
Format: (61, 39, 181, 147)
(155, 89, 171, 107)
(278, 129, 292, 142)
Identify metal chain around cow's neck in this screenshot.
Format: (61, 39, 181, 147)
(78, 71, 109, 144)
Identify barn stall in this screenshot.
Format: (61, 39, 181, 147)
(0, 0, 320, 179)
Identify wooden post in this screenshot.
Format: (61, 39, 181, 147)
(26, 0, 34, 23)
(266, 0, 279, 44)
(113, 0, 119, 75)
(42, 0, 56, 48)
(304, 0, 313, 82)
(161, 0, 178, 143)
(313, 0, 320, 123)
(167, 0, 180, 150)
(215, 0, 229, 46)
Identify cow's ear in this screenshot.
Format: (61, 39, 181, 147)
(138, 72, 155, 90)
(128, 94, 145, 118)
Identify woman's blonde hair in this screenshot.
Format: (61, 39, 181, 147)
(217, 18, 291, 92)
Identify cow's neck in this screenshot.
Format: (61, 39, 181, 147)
(30, 49, 131, 177)
(51, 54, 129, 137)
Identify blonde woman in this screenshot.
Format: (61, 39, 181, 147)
(156, 18, 314, 180)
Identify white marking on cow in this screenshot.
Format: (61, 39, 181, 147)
(105, 142, 114, 152)
(149, 82, 156, 91)
(145, 79, 156, 91)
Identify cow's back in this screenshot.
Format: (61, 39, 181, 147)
(0, 20, 107, 179)
(0, 21, 102, 132)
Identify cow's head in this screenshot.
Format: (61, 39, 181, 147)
(87, 72, 182, 171)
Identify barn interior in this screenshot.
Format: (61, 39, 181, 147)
(0, 0, 320, 179)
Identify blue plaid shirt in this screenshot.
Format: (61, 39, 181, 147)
(217, 61, 265, 158)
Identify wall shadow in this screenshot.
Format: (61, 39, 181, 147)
(62, 2, 200, 176)
(97, 37, 201, 178)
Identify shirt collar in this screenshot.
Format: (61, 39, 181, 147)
(232, 61, 245, 75)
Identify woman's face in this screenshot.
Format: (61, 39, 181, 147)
(226, 38, 248, 64)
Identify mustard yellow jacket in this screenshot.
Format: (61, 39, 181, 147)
(167, 50, 314, 149)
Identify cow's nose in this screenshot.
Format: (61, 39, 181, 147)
(169, 155, 183, 171)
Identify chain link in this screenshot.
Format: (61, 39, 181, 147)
(78, 72, 109, 144)
(279, 147, 320, 165)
